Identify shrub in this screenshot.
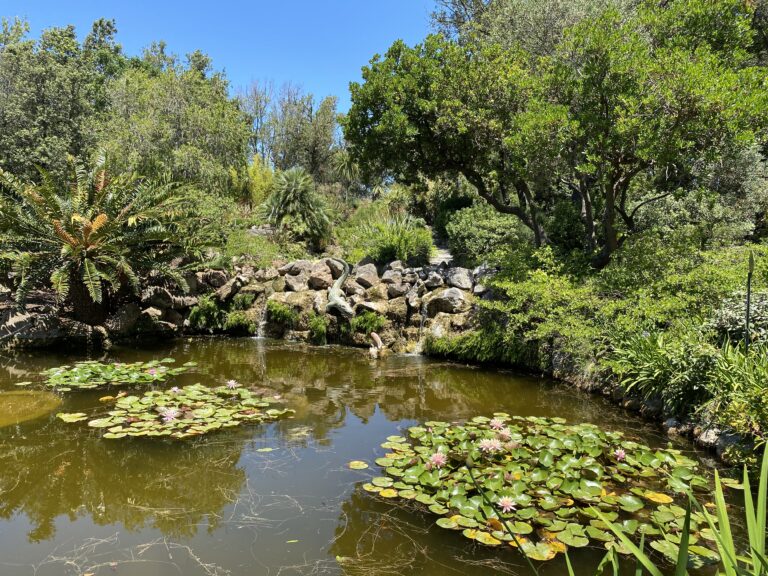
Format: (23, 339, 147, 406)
(266, 300, 298, 328)
(445, 203, 533, 267)
(707, 291, 768, 345)
(231, 292, 256, 311)
(224, 310, 257, 336)
(221, 229, 308, 270)
(261, 167, 331, 249)
(349, 311, 386, 334)
(188, 295, 226, 333)
(308, 313, 328, 345)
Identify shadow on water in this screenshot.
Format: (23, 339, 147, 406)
(0, 338, 711, 576)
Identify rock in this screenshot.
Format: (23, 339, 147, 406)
(142, 307, 164, 320)
(284, 272, 309, 292)
(239, 283, 266, 297)
(325, 258, 345, 279)
(425, 288, 470, 317)
(387, 260, 404, 271)
(163, 308, 185, 327)
(308, 261, 333, 290)
(105, 303, 142, 338)
(356, 301, 389, 316)
(279, 260, 312, 276)
(424, 271, 444, 289)
(272, 276, 286, 292)
(429, 311, 471, 339)
(381, 270, 402, 284)
(313, 291, 329, 315)
(402, 271, 419, 284)
(696, 427, 722, 449)
(343, 280, 366, 297)
(366, 284, 389, 301)
(473, 284, 489, 296)
(202, 270, 228, 288)
(405, 287, 423, 312)
(386, 297, 408, 324)
(387, 283, 409, 299)
(0, 310, 105, 350)
(354, 263, 379, 289)
(141, 286, 173, 309)
(170, 295, 199, 310)
(715, 432, 742, 458)
(253, 267, 279, 282)
(215, 275, 246, 303)
(446, 267, 473, 290)
(0, 286, 10, 303)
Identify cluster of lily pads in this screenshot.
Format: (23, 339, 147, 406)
(57, 383, 294, 439)
(352, 414, 721, 564)
(35, 358, 194, 391)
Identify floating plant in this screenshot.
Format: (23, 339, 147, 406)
(33, 358, 195, 391)
(353, 414, 722, 564)
(57, 383, 294, 439)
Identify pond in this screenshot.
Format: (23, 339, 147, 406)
(0, 338, 712, 576)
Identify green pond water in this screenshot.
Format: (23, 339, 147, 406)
(0, 338, 717, 576)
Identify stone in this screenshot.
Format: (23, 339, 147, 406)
(402, 271, 419, 284)
(272, 276, 286, 292)
(425, 288, 470, 317)
(279, 260, 312, 276)
(308, 261, 333, 290)
(386, 297, 408, 324)
(696, 427, 721, 449)
(0, 286, 12, 303)
(239, 283, 266, 297)
(343, 280, 366, 297)
(446, 267, 473, 290)
(215, 275, 246, 303)
(354, 263, 379, 289)
(142, 307, 163, 320)
(387, 260, 404, 271)
(387, 283, 409, 298)
(366, 283, 390, 302)
(203, 270, 228, 288)
(405, 287, 423, 312)
(253, 267, 279, 282)
(356, 301, 388, 316)
(163, 308, 185, 327)
(381, 270, 402, 284)
(424, 271, 444, 289)
(313, 291, 329, 315)
(105, 303, 142, 338)
(171, 295, 199, 310)
(325, 258, 345, 279)
(473, 284, 489, 296)
(284, 272, 309, 292)
(141, 286, 173, 309)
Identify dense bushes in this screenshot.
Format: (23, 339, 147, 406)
(337, 201, 434, 266)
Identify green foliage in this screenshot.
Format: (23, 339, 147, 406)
(0, 156, 200, 324)
(188, 295, 226, 333)
(349, 311, 386, 335)
(423, 330, 536, 367)
(266, 300, 298, 328)
(223, 310, 257, 336)
(58, 383, 294, 439)
(446, 203, 532, 267)
(220, 228, 308, 270)
(261, 167, 331, 249)
(708, 291, 768, 345)
(308, 313, 328, 345)
(37, 358, 191, 391)
(246, 155, 274, 205)
(231, 292, 256, 311)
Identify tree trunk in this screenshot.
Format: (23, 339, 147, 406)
(67, 269, 108, 326)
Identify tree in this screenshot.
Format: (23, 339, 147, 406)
(262, 167, 331, 249)
(97, 48, 251, 196)
(346, 0, 767, 266)
(0, 157, 199, 325)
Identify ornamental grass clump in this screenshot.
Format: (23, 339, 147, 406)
(351, 414, 728, 564)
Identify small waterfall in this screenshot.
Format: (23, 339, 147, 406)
(255, 305, 268, 339)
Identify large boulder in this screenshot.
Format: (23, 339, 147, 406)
(215, 275, 247, 303)
(387, 283, 409, 299)
(425, 288, 470, 317)
(284, 272, 309, 292)
(279, 260, 312, 276)
(105, 303, 142, 338)
(308, 261, 333, 290)
(253, 267, 279, 282)
(381, 270, 402, 284)
(171, 295, 199, 310)
(343, 280, 366, 297)
(446, 267, 473, 290)
(424, 271, 444, 289)
(325, 258, 345, 279)
(141, 286, 173, 309)
(356, 301, 389, 316)
(366, 284, 389, 302)
(202, 269, 228, 288)
(386, 297, 408, 324)
(354, 263, 379, 289)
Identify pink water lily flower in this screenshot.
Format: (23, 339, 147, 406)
(226, 379, 240, 389)
(161, 408, 180, 423)
(170, 387, 181, 394)
(478, 438, 502, 453)
(497, 427, 513, 441)
(428, 452, 448, 469)
(147, 368, 158, 376)
(497, 496, 516, 514)
(489, 417, 506, 430)
(614, 448, 627, 461)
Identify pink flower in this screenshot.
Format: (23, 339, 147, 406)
(161, 408, 180, 423)
(147, 368, 158, 376)
(614, 448, 626, 461)
(489, 418, 506, 430)
(428, 452, 448, 469)
(497, 427, 512, 441)
(170, 387, 181, 394)
(226, 379, 240, 390)
(497, 496, 516, 514)
(478, 438, 502, 453)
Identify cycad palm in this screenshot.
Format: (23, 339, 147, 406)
(0, 156, 194, 324)
(262, 167, 331, 248)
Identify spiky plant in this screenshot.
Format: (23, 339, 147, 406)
(0, 156, 198, 325)
(262, 167, 331, 249)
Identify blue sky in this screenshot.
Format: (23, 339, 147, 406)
(1, 0, 436, 110)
